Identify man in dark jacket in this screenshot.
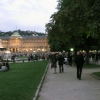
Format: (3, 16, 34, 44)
(75, 51, 85, 80)
(58, 54, 65, 73)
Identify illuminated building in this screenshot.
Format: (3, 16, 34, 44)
(0, 31, 49, 53)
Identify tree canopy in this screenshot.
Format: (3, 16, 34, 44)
(45, 0, 100, 52)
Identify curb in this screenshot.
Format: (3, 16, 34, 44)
(90, 74, 100, 80)
(33, 63, 50, 100)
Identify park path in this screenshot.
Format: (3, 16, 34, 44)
(38, 64, 100, 100)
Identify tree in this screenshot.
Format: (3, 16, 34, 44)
(45, 0, 100, 64)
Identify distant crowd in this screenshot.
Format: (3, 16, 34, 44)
(11, 52, 49, 62)
(49, 51, 99, 80)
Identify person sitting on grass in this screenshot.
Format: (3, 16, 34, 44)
(0, 63, 2, 69)
(6, 62, 10, 70)
(0, 63, 8, 72)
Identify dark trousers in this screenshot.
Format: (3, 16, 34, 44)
(59, 64, 64, 73)
(77, 66, 83, 80)
(69, 61, 72, 66)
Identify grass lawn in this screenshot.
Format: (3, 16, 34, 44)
(92, 72, 100, 78)
(83, 63, 100, 78)
(83, 63, 100, 69)
(72, 62, 100, 78)
(0, 60, 49, 100)
(72, 62, 100, 69)
(84, 63, 100, 78)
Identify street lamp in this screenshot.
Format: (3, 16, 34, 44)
(70, 48, 74, 52)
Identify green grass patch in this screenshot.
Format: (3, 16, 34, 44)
(72, 62, 100, 69)
(83, 63, 100, 69)
(0, 60, 49, 100)
(92, 72, 100, 78)
(73, 62, 100, 78)
(18, 56, 26, 58)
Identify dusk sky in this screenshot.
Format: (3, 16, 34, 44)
(0, 0, 58, 33)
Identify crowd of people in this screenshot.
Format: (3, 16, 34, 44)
(1, 51, 98, 80)
(11, 52, 49, 62)
(1, 50, 99, 80)
(49, 51, 85, 80)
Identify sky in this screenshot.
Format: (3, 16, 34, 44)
(0, 0, 58, 33)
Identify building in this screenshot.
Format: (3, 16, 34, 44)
(0, 31, 49, 53)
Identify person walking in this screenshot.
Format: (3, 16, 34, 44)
(51, 53, 57, 74)
(68, 54, 72, 66)
(75, 51, 85, 80)
(95, 53, 99, 64)
(58, 54, 65, 73)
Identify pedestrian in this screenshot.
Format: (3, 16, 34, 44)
(6, 62, 10, 70)
(68, 54, 72, 66)
(75, 51, 85, 80)
(51, 53, 57, 74)
(58, 53, 65, 73)
(95, 53, 99, 64)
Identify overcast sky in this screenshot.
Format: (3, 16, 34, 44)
(0, 0, 58, 33)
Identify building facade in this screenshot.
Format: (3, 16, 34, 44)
(1, 32, 49, 53)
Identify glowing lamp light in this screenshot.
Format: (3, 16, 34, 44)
(70, 48, 74, 52)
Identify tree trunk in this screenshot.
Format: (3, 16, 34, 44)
(85, 49, 89, 64)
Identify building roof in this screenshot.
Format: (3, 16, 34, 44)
(0, 32, 47, 39)
(10, 31, 22, 38)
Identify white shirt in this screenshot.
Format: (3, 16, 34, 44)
(1, 66, 7, 71)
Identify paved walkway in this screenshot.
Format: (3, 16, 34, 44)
(38, 64, 100, 100)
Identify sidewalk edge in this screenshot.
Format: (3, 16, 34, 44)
(33, 62, 49, 100)
(90, 74, 100, 80)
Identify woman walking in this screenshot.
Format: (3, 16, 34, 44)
(51, 53, 57, 74)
